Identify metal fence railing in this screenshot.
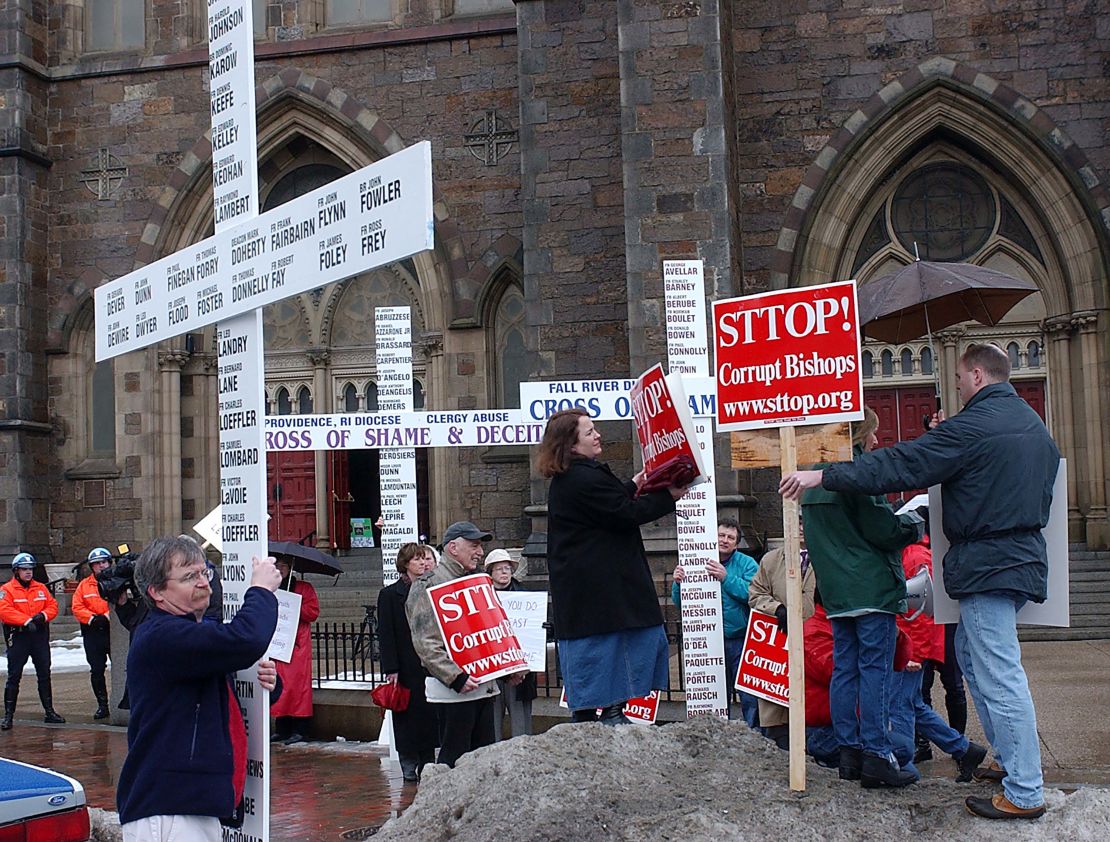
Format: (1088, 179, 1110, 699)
(311, 613, 695, 703)
(312, 620, 381, 686)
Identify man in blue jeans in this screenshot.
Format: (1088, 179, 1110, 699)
(781, 343, 1059, 820)
(672, 516, 759, 726)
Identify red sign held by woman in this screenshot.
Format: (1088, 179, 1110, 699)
(630, 363, 707, 494)
(428, 574, 529, 682)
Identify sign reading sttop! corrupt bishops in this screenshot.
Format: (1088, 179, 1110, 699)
(429, 574, 529, 682)
(712, 281, 863, 432)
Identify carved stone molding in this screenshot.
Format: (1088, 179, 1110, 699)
(157, 350, 190, 370)
(1070, 311, 1099, 331)
(1042, 315, 1073, 337)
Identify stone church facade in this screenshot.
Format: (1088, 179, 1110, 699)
(1, 0, 1107, 570)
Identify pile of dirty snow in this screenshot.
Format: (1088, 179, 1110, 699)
(375, 717, 1110, 841)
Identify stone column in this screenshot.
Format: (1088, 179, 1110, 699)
(0, 39, 52, 558)
(618, 0, 743, 377)
(515, 0, 631, 510)
(201, 354, 221, 519)
(1072, 311, 1108, 546)
(157, 350, 190, 536)
(309, 351, 331, 548)
(1043, 316, 1082, 540)
(420, 335, 449, 536)
(936, 329, 964, 415)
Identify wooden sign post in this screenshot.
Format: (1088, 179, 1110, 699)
(779, 424, 806, 790)
(712, 281, 864, 793)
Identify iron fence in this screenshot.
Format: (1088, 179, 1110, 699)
(311, 613, 694, 702)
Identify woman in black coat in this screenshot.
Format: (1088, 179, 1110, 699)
(376, 543, 439, 782)
(537, 408, 686, 725)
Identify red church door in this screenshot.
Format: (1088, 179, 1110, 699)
(267, 451, 317, 544)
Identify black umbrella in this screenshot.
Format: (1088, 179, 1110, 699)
(858, 260, 1039, 344)
(268, 541, 342, 577)
(857, 260, 1039, 411)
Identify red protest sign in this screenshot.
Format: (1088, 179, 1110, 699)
(428, 573, 528, 682)
(630, 364, 707, 493)
(623, 691, 661, 725)
(735, 610, 790, 706)
(558, 688, 660, 725)
(712, 281, 863, 432)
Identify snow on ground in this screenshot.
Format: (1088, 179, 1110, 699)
(376, 716, 1110, 842)
(0, 632, 89, 674)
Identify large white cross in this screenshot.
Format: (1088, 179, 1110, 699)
(94, 2, 434, 837)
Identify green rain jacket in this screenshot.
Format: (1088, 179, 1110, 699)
(801, 447, 923, 618)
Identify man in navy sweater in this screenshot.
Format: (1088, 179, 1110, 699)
(116, 536, 281, 842)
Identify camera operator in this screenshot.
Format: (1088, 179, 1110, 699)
(96, 545, 145, 631)
(73, 547, 113, 719)
(0, 553, 66, 729)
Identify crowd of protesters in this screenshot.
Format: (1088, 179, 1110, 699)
(1, 342, 1059, 828)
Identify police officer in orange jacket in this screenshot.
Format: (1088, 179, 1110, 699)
(72, 547, 113, 719)
(0, 553, 65, 729)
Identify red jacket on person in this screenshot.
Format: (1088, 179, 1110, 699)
(803, 604, 833, 727)
(270, 578, 320, 718)
(897, 537, 945, 664)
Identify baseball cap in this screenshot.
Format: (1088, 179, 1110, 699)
(442, 521, 493, 543)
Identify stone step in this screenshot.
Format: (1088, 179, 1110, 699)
(1069, 589, 1110, 602)
(1020, 626, 1110, 641)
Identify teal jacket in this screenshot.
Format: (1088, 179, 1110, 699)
(671, 550, 759, 638)
(802, 447, 922, 618)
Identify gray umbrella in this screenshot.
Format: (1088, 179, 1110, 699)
(857, 260, 1039, 345)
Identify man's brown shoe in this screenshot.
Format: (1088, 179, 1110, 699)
(965, 794, 1045, 820)
(973, 760, 1006, 783)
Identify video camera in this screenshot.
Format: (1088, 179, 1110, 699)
(96, 543, 141, 604)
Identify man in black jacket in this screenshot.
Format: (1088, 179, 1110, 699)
(780, 343, 1059, 821)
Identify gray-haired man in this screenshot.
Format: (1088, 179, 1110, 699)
(407, 521, 523, 767)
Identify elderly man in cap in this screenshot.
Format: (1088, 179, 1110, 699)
(407, 521, 524, 767)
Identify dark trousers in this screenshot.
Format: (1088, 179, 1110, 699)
(5, 626, 52, 697)
(437, 697, 495, 768)
(80, 622, 110, 677)
(275, 715, 311, 738)
(921, 624, 967, 733)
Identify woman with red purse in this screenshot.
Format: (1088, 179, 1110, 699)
(376, 543, 439, 782)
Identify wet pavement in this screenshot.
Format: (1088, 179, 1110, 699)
(0, 721, 415, 841)
(1, 640, 1107, 838)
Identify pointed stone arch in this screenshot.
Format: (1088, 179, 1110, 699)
(773, 58, 1110, 546)
(127, 69, 471, 336)
(471, 233, 525, 328)
(771, 58, 1109, 321)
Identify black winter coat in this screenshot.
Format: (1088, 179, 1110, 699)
(546, 458, 676, 639)
(823, 382, 1060, 602)
(376, 577, 438, 755)
(377, 578, 427, 691)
